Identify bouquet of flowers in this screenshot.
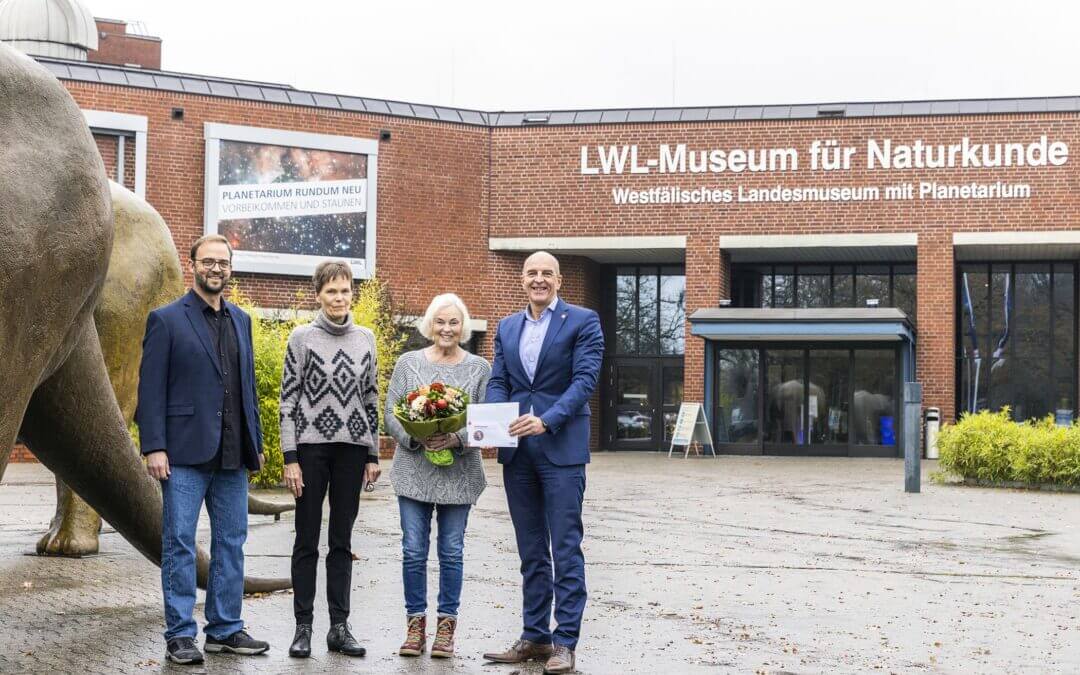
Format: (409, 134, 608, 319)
(393, 382, 469, 466)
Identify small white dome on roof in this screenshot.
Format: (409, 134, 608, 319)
(0, 0, 98, 60)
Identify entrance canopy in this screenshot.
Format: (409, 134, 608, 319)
(689, 307, 915, 343)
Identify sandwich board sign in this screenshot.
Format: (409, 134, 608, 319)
(667, 402, 716, 458)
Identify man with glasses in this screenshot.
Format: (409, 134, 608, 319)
(136, 234, 269, 664)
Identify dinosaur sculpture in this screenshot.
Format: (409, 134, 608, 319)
(36, 182, 293, 557)
(0, 43, 287, 591)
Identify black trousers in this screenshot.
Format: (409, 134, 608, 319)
(291, 442, 365, 625)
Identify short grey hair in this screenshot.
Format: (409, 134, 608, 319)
(418, 293, 472, 344)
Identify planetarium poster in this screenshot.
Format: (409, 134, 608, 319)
(203, 123, 378, 277)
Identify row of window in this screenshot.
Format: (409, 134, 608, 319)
(732, 263, 916, 320)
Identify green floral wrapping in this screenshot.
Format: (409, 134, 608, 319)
(392, 410, 467, 467)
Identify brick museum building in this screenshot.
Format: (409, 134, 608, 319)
(5, 1, 1080, 460)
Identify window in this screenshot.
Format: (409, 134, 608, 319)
(613, 266, 686, 356)
(732, 263, 917, 321)
(958, 262, 1077, 421)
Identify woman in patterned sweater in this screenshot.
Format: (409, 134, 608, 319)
(278, 260, 381, 660)
(386, 293, 490, 659)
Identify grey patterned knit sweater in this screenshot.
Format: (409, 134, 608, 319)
(279, 311, 380, 464)
(386, 349, 490, 505)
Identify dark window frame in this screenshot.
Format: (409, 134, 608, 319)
(731, 262, 917, 318)
(955, 260, 1078, 422)
(612, 265, 686, 357)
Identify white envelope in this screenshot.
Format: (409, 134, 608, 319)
(466, 403, 519, 448)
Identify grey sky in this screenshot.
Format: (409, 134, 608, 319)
(90, 0, 1078, 111)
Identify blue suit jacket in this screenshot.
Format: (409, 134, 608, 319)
(486, 298, 604, 466)
(135, 290, 264, 470)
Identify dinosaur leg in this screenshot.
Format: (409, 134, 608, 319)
(19, 319, 289, 592)
(36, 479, 102, 557)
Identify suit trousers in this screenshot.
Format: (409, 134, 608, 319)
(290, 442, 365, 625)
(502, 442, 587, 650)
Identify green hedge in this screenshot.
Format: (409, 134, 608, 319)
(937, 409, 1080, 487)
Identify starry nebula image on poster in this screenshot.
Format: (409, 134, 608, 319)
(216, 140, 368, 258)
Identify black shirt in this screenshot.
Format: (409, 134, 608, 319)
(198, 296, 248, 471)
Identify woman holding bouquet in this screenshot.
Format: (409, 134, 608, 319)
(386, 293, 490, 659)
(279, 260, 381, 659)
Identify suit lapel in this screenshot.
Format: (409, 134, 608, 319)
(533, 299, 569, 378)
(227, 301, 248, 366)
(504, 312, 527, 381)
(183, 291, 223, 376)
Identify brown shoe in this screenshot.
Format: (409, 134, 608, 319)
(482, 638, 554, 663)
(543, 644, 575, 674)
(430, 616, 456, 658)
(398, 615, 426, 656)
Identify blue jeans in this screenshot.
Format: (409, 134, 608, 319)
(398, 496, 470, 617)
(161, 465, 248, 641)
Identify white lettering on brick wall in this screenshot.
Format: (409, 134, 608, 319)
(581, 137, 1069, 176)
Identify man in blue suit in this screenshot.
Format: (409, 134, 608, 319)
(136, 234, 269, 665)
(483, 251, 604, 674)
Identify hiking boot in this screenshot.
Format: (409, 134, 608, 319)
(430, 616, 456, 658)
(398, 615, 426, 656)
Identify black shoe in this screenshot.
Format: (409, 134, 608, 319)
(289, 624, 313, 658)
(204, 629, 270, 655)
(327, 622, 366, 657)
(165, 637, 204, 665)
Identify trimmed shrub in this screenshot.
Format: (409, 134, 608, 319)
(937, 408, 1080, 487)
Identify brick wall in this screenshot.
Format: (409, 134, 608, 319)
(11, 77, 1078, 464)
(487, 116, 1080, 423)
(92, 133, 137, 192)
(88, 19, 162, 70)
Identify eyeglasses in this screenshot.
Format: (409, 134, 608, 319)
(196, 258, 232, 270)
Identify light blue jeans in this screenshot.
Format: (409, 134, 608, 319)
(160, 465, 248, 641)
(398, 496, 471, 617)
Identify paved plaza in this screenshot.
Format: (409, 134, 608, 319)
(0, 454, 1077, 674)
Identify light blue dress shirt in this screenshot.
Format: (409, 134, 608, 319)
(519, 296, 559, 382)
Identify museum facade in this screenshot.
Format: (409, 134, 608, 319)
(10, 30, 1080, 459)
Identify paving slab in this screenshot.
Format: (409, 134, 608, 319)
(0, 455, 1077, 673)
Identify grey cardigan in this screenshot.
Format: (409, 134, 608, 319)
(386, 349, 490, 505)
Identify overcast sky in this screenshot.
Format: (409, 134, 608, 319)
(89, 0, 1078, 111)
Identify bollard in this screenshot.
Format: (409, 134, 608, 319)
(904, 382, 922, 493)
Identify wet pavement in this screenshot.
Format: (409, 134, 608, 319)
(0, 454, 1077, 674)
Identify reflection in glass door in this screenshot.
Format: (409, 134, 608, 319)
(612, 361, 655, 449)
(764, 350, 805, 445)
(717, 345, 900, 457)
(661, 365, 684, 444)
(808, 349, 849, 447)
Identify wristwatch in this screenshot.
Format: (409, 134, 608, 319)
(539, 418, 549, 432)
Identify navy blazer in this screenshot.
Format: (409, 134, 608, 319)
(135, 290, 264, 470)
(486, 298, 604, 466)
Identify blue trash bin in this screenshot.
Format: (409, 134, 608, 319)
(880, 415, 895, 445)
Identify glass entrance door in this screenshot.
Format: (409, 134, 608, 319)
(717, 344, 899, 457)
(611, 360, 656, 450)
(607, 358, 683, 450)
